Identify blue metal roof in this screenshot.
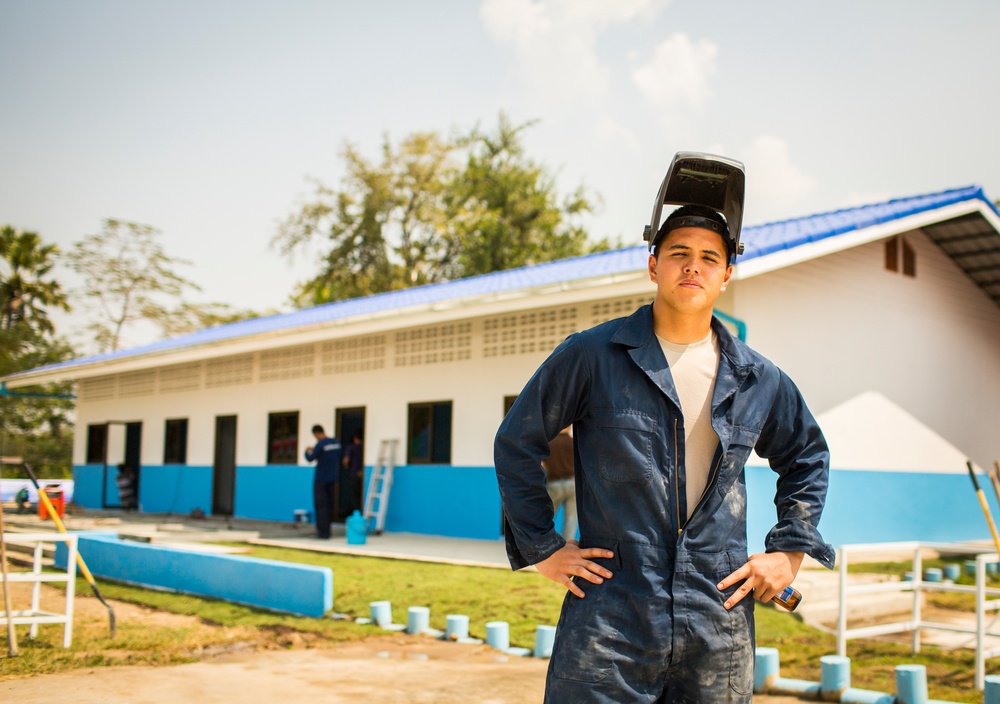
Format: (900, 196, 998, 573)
(11, 185, 998, 379)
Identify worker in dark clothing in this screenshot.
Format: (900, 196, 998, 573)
(495, 154, 834, 702)
(305, 424, 342, 539)
(342, 429, 365, 516)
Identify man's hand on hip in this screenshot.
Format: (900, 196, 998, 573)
(534, 540, 614, 599)
(717, 550, 804, 610)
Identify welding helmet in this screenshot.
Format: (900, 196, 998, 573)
(643, 151, 746, 263)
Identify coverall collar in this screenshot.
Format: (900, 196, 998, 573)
(610, 305, 758, 427)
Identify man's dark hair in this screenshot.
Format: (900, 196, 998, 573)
(311, 424, 324, 435)
(352, 429, 364, 442)
(654, 204, 732, 262)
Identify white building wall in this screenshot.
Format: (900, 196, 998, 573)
(733, 228, 1000, 469)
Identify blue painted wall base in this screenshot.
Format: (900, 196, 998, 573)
(73, 463, 999, 548)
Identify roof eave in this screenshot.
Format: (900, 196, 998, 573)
(1, 267, 650, 389)
(732, 199, 992, 281)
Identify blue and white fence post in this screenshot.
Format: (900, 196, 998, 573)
(534, 625, 556, 658)
(895, 664, 927, 704)
(820, 655, 850, 701)
(485, 621, 509, 652)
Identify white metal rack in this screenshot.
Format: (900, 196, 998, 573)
(837, 541, 1000, 691)
(1, 532, 79, 648)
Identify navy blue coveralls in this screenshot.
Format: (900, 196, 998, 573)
(495, 306, 835, 703)
(306, 437, 343, 538)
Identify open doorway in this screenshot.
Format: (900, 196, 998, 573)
(213, 415, 237, 516)
(334, 406, 365, 521)
(99, 420, 142, 509)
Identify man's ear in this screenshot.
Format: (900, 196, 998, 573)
(648, 253, 658, 282)
(719, 264, 734, 292)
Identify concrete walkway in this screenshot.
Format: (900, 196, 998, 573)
(255, 529, 512, 568)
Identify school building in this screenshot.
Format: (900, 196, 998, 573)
(4, 185, 1000, 551)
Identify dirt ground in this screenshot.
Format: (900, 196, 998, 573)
(0, 583, 805, 703)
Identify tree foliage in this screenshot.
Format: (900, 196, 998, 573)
(445, 115, 610, 272)
(1, 225, 75, 478)
(275, 115, 607, 307)
(66, 219, 202, 352)
(66, 218, 262, 352)
(276, 132, 454, 304)
(1, 225, 70, 333)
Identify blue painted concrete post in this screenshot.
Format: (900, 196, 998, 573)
(820, 655, 850, 701)
(923, 568, 942, 583)
(485, 621, 509, 651)
(370, 600, 392, 627)
(534, 625, 556, 658)
(985, 675, 1000, 704)
(754, 647, 780, 692)
(895, 665, 927, 704)
(942, 563, 960, 581)
(446, 614, 469, 640)
(407, 606, 430, 635)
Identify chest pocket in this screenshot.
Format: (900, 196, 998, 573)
(726, 425, 761, 470)
(593, 409, 655, 484)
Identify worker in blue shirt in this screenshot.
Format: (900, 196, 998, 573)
(305, 424, 343, 539)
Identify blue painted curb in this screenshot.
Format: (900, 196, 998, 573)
(54, 531, 332, 617)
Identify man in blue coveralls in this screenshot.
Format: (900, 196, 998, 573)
(305, 424, 342, 539)
(495, 201, 835, 702)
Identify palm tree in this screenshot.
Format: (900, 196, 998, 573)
(0, 225, 70, 333)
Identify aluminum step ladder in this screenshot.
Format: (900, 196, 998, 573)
(363, 439, 398, 534)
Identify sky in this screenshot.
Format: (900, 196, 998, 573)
(2, 0, 999, 351)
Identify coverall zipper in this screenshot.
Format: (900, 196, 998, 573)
(673, 417, 681, 536)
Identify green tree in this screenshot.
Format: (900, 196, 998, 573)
(0, 329, 76, 478)
(275, 115, 606, 307)
(67, 218, 252, 352)
(0, 225, 70, 333)
(276, 132, 455, 307)
(1, 225, 75, 478)
(441, 115, 603, 279)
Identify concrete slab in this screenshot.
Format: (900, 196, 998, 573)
(253, 532, 511, 569)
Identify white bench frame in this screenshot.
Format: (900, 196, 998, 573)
(1, 532, 78, 648)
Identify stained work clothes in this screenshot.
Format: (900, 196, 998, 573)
(494, 306, 834, 703)
(306, 437, 343, 539)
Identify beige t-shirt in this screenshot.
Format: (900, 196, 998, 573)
(656, 330, 721, 521)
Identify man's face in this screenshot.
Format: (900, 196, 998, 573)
(647, 227, 733, 316)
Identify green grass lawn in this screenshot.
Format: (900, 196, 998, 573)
(2, 548, 996, 702)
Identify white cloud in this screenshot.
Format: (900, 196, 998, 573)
(479, 0, 668, 105)
(594, 116, 640, 152)
(480, 0, 551, 44)
(739, 135, 815, 222)
(632, 33, 718, 108)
